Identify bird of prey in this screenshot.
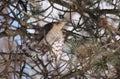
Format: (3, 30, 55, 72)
(38, 21, 67, 60)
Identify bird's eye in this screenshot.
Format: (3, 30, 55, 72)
(54, 22, 59, 25)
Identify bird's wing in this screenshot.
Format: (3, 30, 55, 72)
(39, 22, 54, 41)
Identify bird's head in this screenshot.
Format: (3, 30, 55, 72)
(53, 21, 67, 30)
